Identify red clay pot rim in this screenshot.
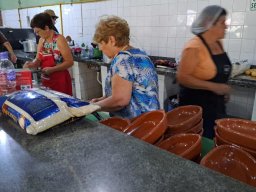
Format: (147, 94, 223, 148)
(215, 122, 256, 150)
(170, 118, 203, 134)
(100, 117, 130, 130)
(166, 105, 202, 129)
(124, 110, 167, 142)
(200, 145, 256, 186)
(215, 118, 256, 139)
(215, 127, 256, 155)
(200, 144, 256, 169)
(140, 110, 167, 140)
(157, 133, 202, 157)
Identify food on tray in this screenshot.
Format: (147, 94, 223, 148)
(154, 59, 177, 68)
(230, 60, 250, 78)
(244, 69, 256, 77)
(0, 88, 100, 135)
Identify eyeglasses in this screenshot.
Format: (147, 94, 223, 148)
(51, 16, 58, 20)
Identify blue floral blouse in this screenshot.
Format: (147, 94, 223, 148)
(105, 48, 160, 118)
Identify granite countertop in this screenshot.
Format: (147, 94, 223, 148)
(0, 115, 255, 192)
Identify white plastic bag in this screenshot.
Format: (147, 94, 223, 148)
(230, 59, 250, 78)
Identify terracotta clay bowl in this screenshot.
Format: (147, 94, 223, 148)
(153, 135, 165, 146)
(197, 128, 204, 136)
(166, 105, 202, 132)
(100, 117, 130, 131)
(163, 119, 203, 138)
(185, 119, 203, 134)
(157, 133, 202, 160)
(123, 110, 167, 144)
(200, 145, 256, 187)
(215, 118, 256, 150)
(130, 111, 150, 123)
(214, 127, 256, 158)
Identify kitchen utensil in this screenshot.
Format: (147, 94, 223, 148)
(19, 40, 37, 53)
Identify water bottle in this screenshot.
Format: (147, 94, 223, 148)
(0, 52, 16, 95)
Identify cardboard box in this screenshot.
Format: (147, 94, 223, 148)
(15, 69, 32, 90)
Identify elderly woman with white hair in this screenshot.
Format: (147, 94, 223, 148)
(177, 5, 232, 139)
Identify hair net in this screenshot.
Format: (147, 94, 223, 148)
(191, 5, 225, 35)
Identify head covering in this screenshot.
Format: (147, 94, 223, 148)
(44, 9, 58, 19)
(191, 5, 225, 35)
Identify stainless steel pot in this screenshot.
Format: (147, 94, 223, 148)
(19, 40, 37, 53)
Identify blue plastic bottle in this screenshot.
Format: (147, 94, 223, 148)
(0, 52, 16, 95)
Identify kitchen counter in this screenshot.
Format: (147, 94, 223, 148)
(72, 56, 256, 89)
(14, 50, 256, 89)
(0, 115, 255, 192)
(14, 50, 36, 62)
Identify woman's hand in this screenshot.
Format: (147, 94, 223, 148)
(42, 67, 54, 76)
(90, 96, 106, 103)
(210, 83, 231, 95)
(10, 53, 17, 63)
(23, 61, 34, 68)
(93, 74, 132, 112)
(224, 94, 230, 102)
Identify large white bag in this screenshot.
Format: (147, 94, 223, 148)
(0, 89, 100, 135)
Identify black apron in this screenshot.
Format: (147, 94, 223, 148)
(179, 35, 232, 139)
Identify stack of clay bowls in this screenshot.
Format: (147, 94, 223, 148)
(165, 105, 203, 138)
(100, 110, 167, 144)
(123, 110, 167, 144)
(201, 145, 256, 187)
(157, 133, 202, 160)
(215, 118, 256, 158)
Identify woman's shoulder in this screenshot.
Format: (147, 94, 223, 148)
(55, 33, 66, 42)
(184, 36, 204, 49)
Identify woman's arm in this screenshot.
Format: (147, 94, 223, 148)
(177, 48, 231, 95)
(90, 96, 106, 103)
(3, 41, 17, 63)
(95, 74, 132, 112)
(42, 35, 73, 75)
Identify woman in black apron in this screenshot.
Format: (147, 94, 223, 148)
(177, 5, 232, 139)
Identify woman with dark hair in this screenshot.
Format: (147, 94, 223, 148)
(23, 13, 73, 95)
(177, 5, 232, 139)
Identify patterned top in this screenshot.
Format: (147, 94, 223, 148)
(39, 33, 63, 65)
(105, 48, 160, 119)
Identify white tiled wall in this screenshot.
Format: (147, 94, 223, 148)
(1, 10, 20, 28)
(3, 0, 256, 62)
(3, 5, 61, 33)
(2, 0, 256, 119)
(77, 0, 256, 63)
(72, 62, 102, 100)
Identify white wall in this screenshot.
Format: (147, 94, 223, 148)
(79, 0, 256, 64)
(2, 0, 256, 63)
(2, 5, 61, 33)
(1, 9, 20, 28)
